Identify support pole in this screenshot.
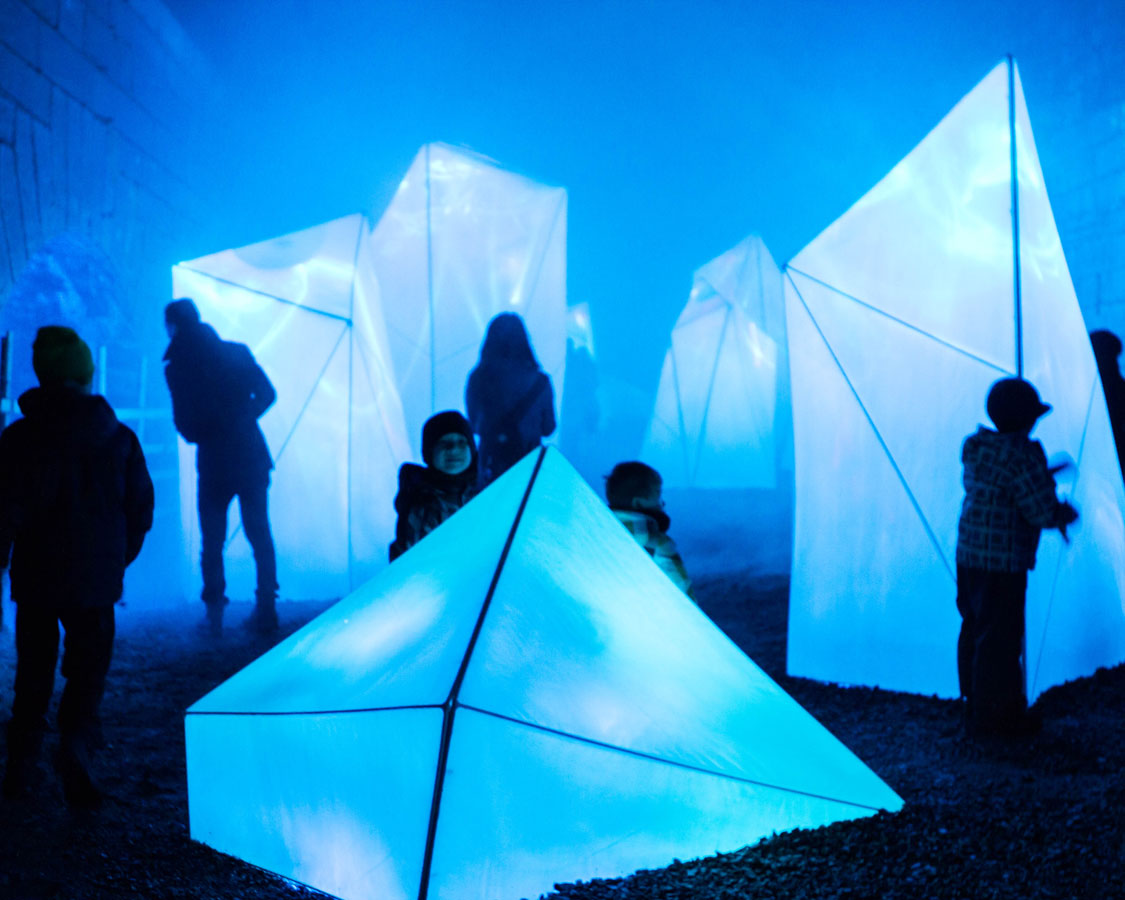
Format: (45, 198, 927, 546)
(1008, 55, 1023, 377)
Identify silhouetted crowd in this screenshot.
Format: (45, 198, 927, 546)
(2, 303, 1124, 807)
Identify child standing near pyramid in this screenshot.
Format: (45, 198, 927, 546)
(956, 377, 1078, 738)
(605, 461, 694, 600)
(389, 411, 480, 561)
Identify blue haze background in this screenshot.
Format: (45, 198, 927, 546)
(161, 0, 1125, 424)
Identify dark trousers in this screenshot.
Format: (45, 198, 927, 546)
(955, 565, 1028, 734)
(8, 602, 115, 759)
(198, 472, 278, 609)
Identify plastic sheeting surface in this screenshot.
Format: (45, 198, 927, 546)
(785, 59, 1125, 701)
(185, 448, 901, 900)
(643, 236, 787, 489)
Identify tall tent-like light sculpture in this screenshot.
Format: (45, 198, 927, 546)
(186, 448, 902, 900)
(172, 215, 412, 599)
(369, 143, 568, 455)
(643, 235, 788, 491)
(785, 58, 1125, 700)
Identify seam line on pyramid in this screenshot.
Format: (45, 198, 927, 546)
(459, 704, 890, 813)
(787, 270, 955, 580)
(175, 266, 353, 324)
(669, 340, 692, 483)
(224, 322, 350, 551)
(516, 191, 566, 319)
(185, 703, 443, 717)
(786, 266, 1011, 376)
(353, 339, 407, 464)
(1028, 375, 1097, 698)
(418, 446, 548, 900)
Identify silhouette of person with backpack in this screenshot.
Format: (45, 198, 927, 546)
(465, 313, 555, 486)
(163, 299, 278, 636)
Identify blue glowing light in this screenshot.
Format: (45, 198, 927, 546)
(186, 449, 901, 900)
(785, 60, 1125, 701)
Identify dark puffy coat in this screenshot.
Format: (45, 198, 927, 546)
(0, 386, 154, 608)
(388, 464, 478, 561)
(465, 364, 555, 484)
(163, 321, 275, 483)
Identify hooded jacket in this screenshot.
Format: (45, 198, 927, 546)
(388, 463, 479, 561)
(163, 321, 275, 482)
(0, 386, 154, 607)
(610, 507, 695, 600)
(956, 426, 1064, 573)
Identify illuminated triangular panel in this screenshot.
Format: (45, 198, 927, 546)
(186, 449, 901, 900)
(642, 236, 786, 490)
(785, 282, 960, 696)
(785, 59, 1125, 701)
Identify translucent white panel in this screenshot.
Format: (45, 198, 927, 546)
(462, 450, 902, 807)
(785, 281, 961, 697)
(692, 307, 777, 489)
(186, 708, 441, 900)
(641, 352, 691, 485)
(696, 236, 786, 342)
(666, 308, 725, 462)
(179, 215, 364, 319)
(189, 453, 539, 714)
(789, 269, 1008, 569)
(1027, 383, 1125, 702)
(370, 144, 568, 455)
(790, 62, 1016, 371)
(429, 708, 891, 900)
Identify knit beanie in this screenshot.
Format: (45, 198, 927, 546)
(165, 297, 201, 329)
(32, 325, 95, 387)
(421, 410, 476, 467)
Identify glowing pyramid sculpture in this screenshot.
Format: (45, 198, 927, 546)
(369, 143, 568, 451)
(785, 58, 1125, 701)
(643, 236, 787, 490)
(172, 215, 412, 599)
(185, 448, 902, 900)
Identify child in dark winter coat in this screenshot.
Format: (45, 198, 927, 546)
(956, 377, 1078, 738)
(0, 327, 154, 808)
(605, 461, 694, 599)
(389, 411, 480, 561)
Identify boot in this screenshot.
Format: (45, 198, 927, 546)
(2, 723, 44, 800)
(200, 599, 226, 637)
(55, 734, 102, 810)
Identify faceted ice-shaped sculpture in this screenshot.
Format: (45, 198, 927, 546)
(170, 145, 568, 599)
(643, 235, 788, 490)
(785, 59, 1125, 701)
(186, 449, 902, 900)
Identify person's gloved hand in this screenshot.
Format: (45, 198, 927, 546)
(1056, 499, 1079, 542)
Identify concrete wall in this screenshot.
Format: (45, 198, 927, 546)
(0, 0, 216, 603)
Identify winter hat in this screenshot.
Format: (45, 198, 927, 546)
(165, 297, 201, 329)
(32, 325, 95, 387)
(421, 410, 476, 467)
(986, 377, 1051, 433)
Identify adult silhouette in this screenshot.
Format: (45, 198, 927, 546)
(465, 313, 556, 486)
(163, 299, 278, 636)
(1090, 329, 1125, 483)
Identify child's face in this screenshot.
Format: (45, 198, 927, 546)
(632, 482, 665, 515)
(433, 433, 472, 476)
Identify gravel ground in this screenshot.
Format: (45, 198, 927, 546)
(0, 570, 1122, 900)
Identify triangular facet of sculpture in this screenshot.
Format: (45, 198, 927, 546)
(185, 448, 902, 900)
(369, 143, 568, 449)
(785, 59, 1125, 701)
(172, 215, 411, 599)
(642, 236, 788, 490)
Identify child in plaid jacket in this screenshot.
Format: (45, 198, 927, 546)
(955, 377, 1077, 737)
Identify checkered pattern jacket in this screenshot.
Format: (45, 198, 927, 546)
(956, 427, 1062, 573)
(611, 509, 695, 600)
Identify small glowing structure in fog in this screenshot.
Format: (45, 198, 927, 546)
(171, 144, 567, 599)
(642, 236, 788, 490)
(185, 449, 901, 900)
(785, 58, 1125, 701)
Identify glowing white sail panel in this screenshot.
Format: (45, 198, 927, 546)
(786, 59, 1125, 701)
(369, 143, 568, 454)
(642, 236, 786, 489)
(186, 449, 901, 900)
(171, 215, 410, 600)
